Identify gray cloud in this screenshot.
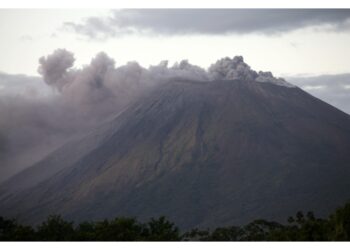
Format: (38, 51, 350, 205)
(209, 56, 294, 87)
(1, 52, 285, 182)
(1, 49, 349, 183)
(0, 49, 215, 182)
(38, 49, 75, 91)
(0, 87, 66, 182)
(64, 17, 118, 40)
(62, 9, 350, 39)
(287, 74, 350, 115)
(209, 56, 258, 81)
(0, 72, 51, 97)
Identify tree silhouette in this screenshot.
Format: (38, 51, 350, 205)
(94, 217, 144, 241)
(329, 202, 350, 240)
(1, 201, 350, 241)
(36, 215, 75, 241)
(144, 216, 181, 241)
(0, 217, 36, 241)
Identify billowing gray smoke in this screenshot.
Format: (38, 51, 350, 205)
(208, 56, 294, 87)
(38, 49, 75, 91)
(209, 56, 258, 81)
(37, 50, 293, 106)
(0, 49, 293, 182)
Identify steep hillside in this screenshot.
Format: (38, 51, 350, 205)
(1, 78, 350, 229)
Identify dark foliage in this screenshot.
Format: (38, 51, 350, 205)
(1, 201, 350, 241)
(36, 215, 75, 241)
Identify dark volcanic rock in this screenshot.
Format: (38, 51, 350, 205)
(1, 79, 350, 229)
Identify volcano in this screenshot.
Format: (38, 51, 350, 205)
(1, 57, 350, 230)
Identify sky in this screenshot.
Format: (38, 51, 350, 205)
(1, 9, 350, 77)
(1, 8, 350, 181)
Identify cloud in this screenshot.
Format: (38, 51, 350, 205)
(208, 56, 294, 87)
(0, 49, 219, 181)
(64, 17, 118, 40)
(62, 9, 350, 39)
(303, 85, 326, 90)
(0, 89, 65, 182)
(287, 74, 350, 115)
(0, 72, 51, 97)
(209, 56, 258, 81)
(2, 49, 349, 183)
(19, 35, 33, 42)
(38, 49, 75, 91)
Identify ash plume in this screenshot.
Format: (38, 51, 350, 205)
(38, 49, 75, 91)
(208, 56, 258, 81)
(0, 49, 293, 182)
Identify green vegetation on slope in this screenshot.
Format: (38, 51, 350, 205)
(1, 201, 350, 241)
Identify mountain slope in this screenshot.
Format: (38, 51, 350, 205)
(1, 79, 350, 229)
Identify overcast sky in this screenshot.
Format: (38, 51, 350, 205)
(1, 9, 350, 77)
(1, 8, 350, 181)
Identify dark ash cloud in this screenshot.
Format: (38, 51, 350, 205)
(62, 9, 350, 39)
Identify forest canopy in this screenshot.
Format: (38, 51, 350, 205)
(1, 201, 350, 241)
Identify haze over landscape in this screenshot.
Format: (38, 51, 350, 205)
(0, 9, 350, 239)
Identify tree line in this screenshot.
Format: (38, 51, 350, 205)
(1, 202, 350, 241)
